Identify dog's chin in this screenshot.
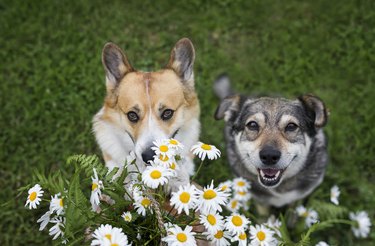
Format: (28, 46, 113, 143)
(257, 168, 285, 188)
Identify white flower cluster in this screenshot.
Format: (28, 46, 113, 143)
(25, 141, 372, 245)
(25, 184, 68, 243)
(167, 177, 282, 246)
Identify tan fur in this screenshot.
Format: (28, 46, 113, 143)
(99, 69, 199, 147)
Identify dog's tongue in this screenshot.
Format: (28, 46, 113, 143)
(262, 168, 279, 176)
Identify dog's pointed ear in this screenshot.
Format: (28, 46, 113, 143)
(213, 74, 234, 100)
(299, 94, 328, 128)
(102, 43, 134, 89)
(215, 95, 240, 121)
(167, 38, 195, 87)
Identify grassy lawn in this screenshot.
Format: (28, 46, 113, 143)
(1, 0, 374, 245)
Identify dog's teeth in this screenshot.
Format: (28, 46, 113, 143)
(275, 170, 281, 178)
(260, 169, 265, 177)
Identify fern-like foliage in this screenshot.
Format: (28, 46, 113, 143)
(309, 199, 348, 221)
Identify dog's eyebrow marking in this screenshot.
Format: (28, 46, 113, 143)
(129, 105, 140, 113)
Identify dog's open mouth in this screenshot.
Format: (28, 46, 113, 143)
(258, 168, 284, 187)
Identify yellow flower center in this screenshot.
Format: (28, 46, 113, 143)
(232, 215, 243, 226)
(176, 232, 187, 242)
(237, 181, 245, 187)
(29, 192, 37, 201)
(169, 139, 178, 145)
(220, 185, 228, 191)
(59, 199, 63, 207)
(159, 145, 169, 152)
(141, 198, 151, 207)
(257, 231, 266, 241)
(231, 200, 238, 209)
(159, 155, 169, 162)
(207, 214, 217, 225)
(92, 183, 98, 191)
(170, 162, 176, 170)
(111, 244, 118, 246)
(179, 192, 190, 203)
(105, 234, 112, 240)
(203, 189, 217, 200)
(302, 211, 309, 217)
(214, 230, 224, 239)
(239, 232, 247, 240)
(150, 170, 162, 179)
(201, 144, 212, 150)
(237, 191, 246, 196)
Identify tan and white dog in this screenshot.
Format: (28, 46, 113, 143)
(93, 38, 200, 191)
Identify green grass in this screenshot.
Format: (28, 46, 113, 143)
(1, 0, 374, 245)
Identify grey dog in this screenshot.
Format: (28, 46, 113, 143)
(214, 75, 329, 207)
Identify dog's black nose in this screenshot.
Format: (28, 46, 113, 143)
(259, 147, 281, 165)
(141, 148, 155, 165)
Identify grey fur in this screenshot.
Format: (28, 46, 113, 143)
(214, 76, 328, 207)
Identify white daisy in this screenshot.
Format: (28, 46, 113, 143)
(231, 231, 248, 246)
(315, 242, 329, 246)
(25, 184, 44, 209)
(142, 163, 174, 189)
(103, 227, 130, 246)
(234, 190, 251, 202)
(151, 139, 176, 159)
(133, 196, 152, 216)
(128, 181, 143, 200)
(218, 180, 232, 193)
(49, 216, 65, 240)
(349, 211, 371, 238)
(167, 138, 184, 152)
(90, 168, 104, 210)
(224, 213, 250, 235)
(37, 210, 51, 231)
(191, 142, 221, 161)
(170, 183, 199, 215)
(153, 153, 175, 168)
(232, 177, 251, 192)
(125, 151, 137, 166)
(121, 211, 132, 222)
(162, 224, 197, 246)
(92, 224, 131, 246)
(168, 161, 179, 172)
(330, 185, 340, 205)
(249, 224, 277, 246)
(91, 224, 113, 246)
(226, 198, 241, 213)
(205, 229, 231, 246)
(265, 215, 282, 237)
(50, 193, 64, 215)
(296, 205, 319, 228)
(200, 211, 225, 234)
(196, 181, 229, 214)
(197, 181, 229, 213)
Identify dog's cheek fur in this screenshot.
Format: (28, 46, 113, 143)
(281, 133, 313, 179)
(234, 132, 261, 174)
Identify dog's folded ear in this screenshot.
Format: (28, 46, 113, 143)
(102, 43, 134, 87)
(214, 95, 240, 121)
(299, 94, 328, 128)
(167, 38, 195, 87)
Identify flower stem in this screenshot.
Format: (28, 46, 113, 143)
(191, 160, 204, 181)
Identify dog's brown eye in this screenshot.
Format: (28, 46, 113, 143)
(127, 111, 139, 123)
(246, 121, 259, 131)
(161, 109, 174, 121)
(285, 123, 298, 132)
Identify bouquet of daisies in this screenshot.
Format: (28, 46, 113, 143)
(23, 139, 372, 245)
